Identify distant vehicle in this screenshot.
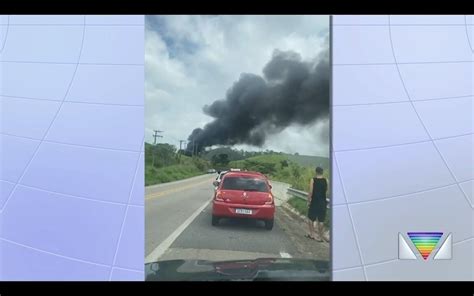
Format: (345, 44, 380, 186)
(207, 169, 216, 174)
(229, 168, 241, 172)
(211, 171, 275, 230)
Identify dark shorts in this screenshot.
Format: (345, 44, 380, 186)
(308, 200, 326, 222)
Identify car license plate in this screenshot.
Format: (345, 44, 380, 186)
(235, 208, 252, 215)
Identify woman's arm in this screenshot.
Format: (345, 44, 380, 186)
(307, 178, 313, 206)
(325, 178, 329, 200)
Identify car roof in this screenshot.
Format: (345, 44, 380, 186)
(222, 171, 267, 179)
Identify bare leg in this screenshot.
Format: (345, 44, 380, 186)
(314, 220, 320, 238)
(312, 221, 320, 239)
(309, 220, 320, 239)
(318, 221, 329, 242)
(308, 220, 314, 238)
(319, 222, 324, 239)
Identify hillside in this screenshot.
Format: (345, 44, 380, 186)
(145, 142, 211, 186)
(229, 154, 330, 193)
(201, 147, 246, 162)
(145, 141, 330, 189)
(287, 154, 329, 170)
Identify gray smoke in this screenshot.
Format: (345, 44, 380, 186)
(187, 45, 329, 153)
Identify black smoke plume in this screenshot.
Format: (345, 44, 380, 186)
(187, 45, 329, 153)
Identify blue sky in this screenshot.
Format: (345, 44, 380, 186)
(145, 15, 329, 156)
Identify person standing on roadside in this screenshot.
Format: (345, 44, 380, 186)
(306, 166, 329, 242)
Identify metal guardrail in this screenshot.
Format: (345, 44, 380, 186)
(287, 188, 308, 200)
(287, 188, 330, 208)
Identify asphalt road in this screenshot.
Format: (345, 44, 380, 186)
(145, 174, 329, 263)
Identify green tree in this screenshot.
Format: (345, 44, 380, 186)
(152, 143, 177, 168)
(217, 154, 230, 166)
(193, 157, 209, 171)
(291, 165, 301, 180)
(211, 153, 230, 169)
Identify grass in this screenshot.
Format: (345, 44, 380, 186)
(145, 153, 212, 186)
(145, 164, 204, 186)
(228, 154, 295, 173)
(229, 154, 330, 193)
(286, 154, 330, 170)
(144, 145, 331, 190)
(287, 196, 330, 228)
(144, 139, 214, 186)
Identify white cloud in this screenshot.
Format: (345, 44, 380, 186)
(145, 15, 329, 156)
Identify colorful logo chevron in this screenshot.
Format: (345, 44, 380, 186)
(407, 232, 443, 260)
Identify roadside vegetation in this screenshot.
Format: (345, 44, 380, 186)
(145, 143, 211, 186)
(229, 154, 330, 193)
(287, 196, 330, 228)
(145, 143, 330, 192)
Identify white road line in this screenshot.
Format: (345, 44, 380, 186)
(145, 198, 212, 263)
(279, 252, 292, 258)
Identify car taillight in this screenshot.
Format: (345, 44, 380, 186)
(265, 194, 274, 205)
(215, 190, 224, 202)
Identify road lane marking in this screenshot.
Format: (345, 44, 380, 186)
(279, 252, 292, 258)
(145, 198, 213, 263)
(145, 179, 212, 200)
(145, 174, 210, 190)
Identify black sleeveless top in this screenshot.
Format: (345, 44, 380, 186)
(311, 177, 327, 205)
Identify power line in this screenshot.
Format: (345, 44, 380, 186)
(165, 134, 180, 142)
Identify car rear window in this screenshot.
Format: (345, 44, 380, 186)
(221, 176, 269, 192)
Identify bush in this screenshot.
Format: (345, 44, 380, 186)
(193, 157, 209, 171)
(145, 162, 208, 186)
(229, 153, 331, 195)
(145, 143, 179, 168)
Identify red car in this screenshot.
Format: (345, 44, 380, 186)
(212, 171, 275, 230)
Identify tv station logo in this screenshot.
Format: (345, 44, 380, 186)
(398, 232, 452, 261)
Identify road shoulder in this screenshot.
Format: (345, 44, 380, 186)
(275, 205, 330, 261)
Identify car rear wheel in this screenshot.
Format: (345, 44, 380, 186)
(212, 215, 220, 226)
(264, 219, 274, 230)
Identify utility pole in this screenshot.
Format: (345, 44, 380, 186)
(192, 141, 199, 157)
(179, 140, 186, 152)
(179, 140, 186, 162)
(153, 130, 163, 145)
(152, 130, 163, 167)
